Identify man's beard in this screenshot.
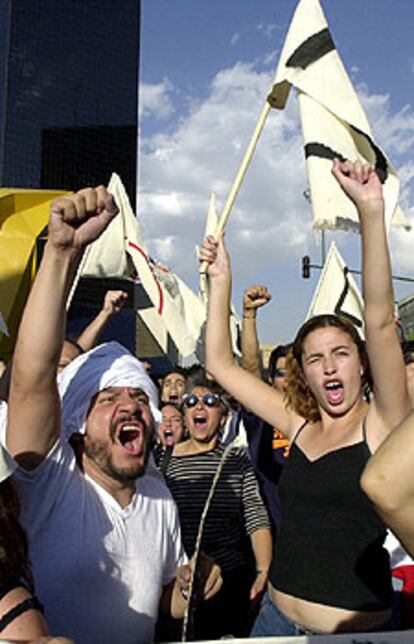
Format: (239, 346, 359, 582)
(84, 433, 151, 484)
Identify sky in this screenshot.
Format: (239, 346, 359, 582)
(138, 0, 414, 345)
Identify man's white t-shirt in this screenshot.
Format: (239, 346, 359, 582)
(14, 438, 186, 644)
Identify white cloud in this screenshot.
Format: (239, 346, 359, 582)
(358, 84, 414, 158)
(229, 22, 282, 48)
(397, 159, 414, 210)
(139, 80, 175, 120)
(391, 209, 414, 272)
(263, 50, 277, 67)
(390, 159, 414, 273)
(138, 61, 311, 284)
(150, 235, 177, 264)
(139, 192, 184, 217)
(256, 22, 283, 39)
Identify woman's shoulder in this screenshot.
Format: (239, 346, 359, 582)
(223, 445, 255, 472)
(172, 440, 193, 457)
(0, 582, 48, 639)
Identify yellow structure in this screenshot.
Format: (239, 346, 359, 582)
(0, 188, 70, 360)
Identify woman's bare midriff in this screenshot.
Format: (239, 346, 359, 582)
(268, 584, 391, 634)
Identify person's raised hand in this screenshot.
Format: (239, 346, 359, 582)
(243, 285, 271, 319)
(198, 233, 230, 279)
(102, 290, 128, 316)
(332, 158, 383, 211)
(48, 186, 118, 251)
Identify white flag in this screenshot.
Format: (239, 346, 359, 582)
(268, 0, 409, 232)
(72, 173, 205, 360)
(197, 192, 241, 360)
(198, 192, 218, 304)
(306, 242, 364, 336)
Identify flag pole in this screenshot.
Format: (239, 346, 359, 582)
(199, 100, 271, 273)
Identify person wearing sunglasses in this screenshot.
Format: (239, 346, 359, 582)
(159, 370, 272, 640)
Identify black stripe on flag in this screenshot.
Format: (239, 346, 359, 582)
(304, 143, 346, 162)
(286, 28, 335, 70)
(305, 137, 388, 185)
(334, 267, 363, 328)
(350, 125, 388, 184)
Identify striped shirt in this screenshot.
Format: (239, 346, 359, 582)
(162, 443, 270, 573)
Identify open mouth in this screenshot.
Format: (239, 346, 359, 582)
(193, 415, 208, 431)
(324, 380, 344, 406)
(168, 394, 179, 403)
(117, 424, 143, 456)
(164, 429, 175, 446)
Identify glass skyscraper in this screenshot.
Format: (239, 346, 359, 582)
(0, 0, 139, 203)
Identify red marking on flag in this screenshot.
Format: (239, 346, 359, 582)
(127, 240, 164, 315)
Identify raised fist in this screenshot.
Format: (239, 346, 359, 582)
(102, 290, 128, 316)
(243, 285, 271, 316)
(48, 186, 119, 251)
(332, 159, 383, 210)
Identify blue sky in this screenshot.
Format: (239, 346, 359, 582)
(138, 0, 414, 345)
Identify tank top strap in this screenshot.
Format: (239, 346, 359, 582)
(291, 420, 309, 445)
(0, 596, 43, 632)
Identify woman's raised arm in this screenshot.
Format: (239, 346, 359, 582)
(200, 234, 299, 438)
(332, 159, 410, 444)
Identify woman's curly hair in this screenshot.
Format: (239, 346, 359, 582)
(285, 314, 371, 422)
(0, 478, 33, 590)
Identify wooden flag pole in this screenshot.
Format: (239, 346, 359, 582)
(199, 99, 271, 273)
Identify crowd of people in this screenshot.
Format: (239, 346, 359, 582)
(0, 159, 414, 643)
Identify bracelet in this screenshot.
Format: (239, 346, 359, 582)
(256, 569, 269, 576)
(242, 313, 256, 320)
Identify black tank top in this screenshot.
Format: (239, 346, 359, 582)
(269, 420, 392, 611)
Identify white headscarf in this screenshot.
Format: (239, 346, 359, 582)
(58, 341, 161, 438)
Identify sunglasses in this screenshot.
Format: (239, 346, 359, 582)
(182, 393, 221, 409)
(274, 368, 286, 378)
